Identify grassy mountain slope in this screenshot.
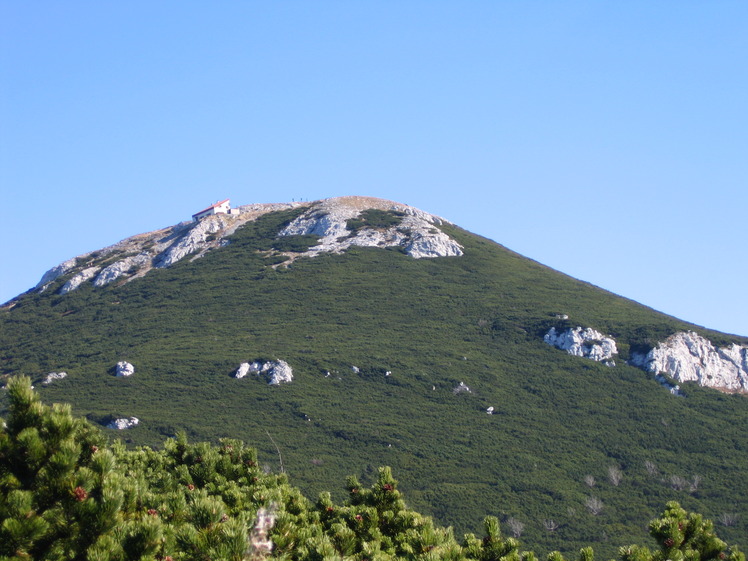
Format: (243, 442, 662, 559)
(1, 206, 746, 557)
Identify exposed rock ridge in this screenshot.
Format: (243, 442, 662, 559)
(544, 326, 618, 365)
(630, 331, 748, 393)
(29, 197, 461, 297)
(32, 203, 308, 295)
(278, 196, 463, 259)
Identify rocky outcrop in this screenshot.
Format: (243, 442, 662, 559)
(266, 360, 293, 385)
(155, 215, 233, 268)
(631, 331, 748, 392)
(30, 197, 460, 297)
(235, 360, 293, 385)
(277, 196, 463, 260)
(234, 362, 252, 379)
(93, 253, 151, 287)
(36, 258, 78, 291)
(36, 212, 261, 295)
(544, 327, 617, 364)
(59, 266, 101, 294)
(41, 372, 67, 386)
(115, 361, 135, 377)
(403, 225, 463, 258)
(106, 417, 139, 430)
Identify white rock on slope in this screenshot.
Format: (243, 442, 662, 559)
(32, 197, 461, 297)
(37, 258, 78, 291)
(234, 360, 293, 385)
(42, 372, 67, 386)
(107, 417, 139, 430)
(544, 327, 618, 363)
(632, 331, 748, 392)
(59, 267, 101, 294)
(278, 196, 463, 259)
(156, 215, 232, 268)
(93, 253, 152, 287)
(234, 362, 251, 379)
(453, 381, 472, 394)
(266, 360, 293, 385)
(115, 361, 135, 377)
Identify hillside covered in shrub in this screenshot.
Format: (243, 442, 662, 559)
(1, 377, 743, 561)
(2, 200, 747, 556)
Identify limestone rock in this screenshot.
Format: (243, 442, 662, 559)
(41, 372, 67, 386)
(235, 359, 293, 385)
(632, 331, 748, 392)
(107, 417, 139, 430)
(156, 215, 232, 268)
(234, 362, 251, 379)
(402, 216, 463, 258)
(30, 197, 461, 298)
(59, 266, 101, 294)
(544, 327, 618, 362)
(93, 253, 152, 287)
(116, 361, 135, 377)
(266, 360, 293, 385)
(277, 196, 463, 260)
(37, 258, 78, 290)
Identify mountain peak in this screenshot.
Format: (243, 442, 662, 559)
(24, 196, 462, 299)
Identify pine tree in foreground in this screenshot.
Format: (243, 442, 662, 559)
(0, 375, 124, 559)
(1, 376, 744, 561)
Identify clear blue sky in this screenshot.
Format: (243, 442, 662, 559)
(2, 2, 747, 336)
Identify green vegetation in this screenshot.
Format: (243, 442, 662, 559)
(1, 208, 747, 558)
(1, 377, 743, 561)
(346, 209, 406, 233)
(271, 235, 321, 254)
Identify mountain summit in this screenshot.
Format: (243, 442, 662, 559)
(1, 196, 747, 555)
(29, 196, 462, 298)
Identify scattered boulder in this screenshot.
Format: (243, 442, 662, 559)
(106, 417, 139, 430)
(630, 331, 748, 392)
(234, 360, 293, 385)
(267, 361, 293, 385)
(41, 372, 67, 386)
(544, 327, 618, 363)
(116, 361, 135, 377)
(234, 362, 251, 379)
(486, 406, 495, 414)
(453, 381, 472, 394)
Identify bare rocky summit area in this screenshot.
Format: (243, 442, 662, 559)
(30, 196, 462, 297)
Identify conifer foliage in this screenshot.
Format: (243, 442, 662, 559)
(1, 376, 744, 561)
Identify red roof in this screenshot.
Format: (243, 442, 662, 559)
(193, 199, 230, 217)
